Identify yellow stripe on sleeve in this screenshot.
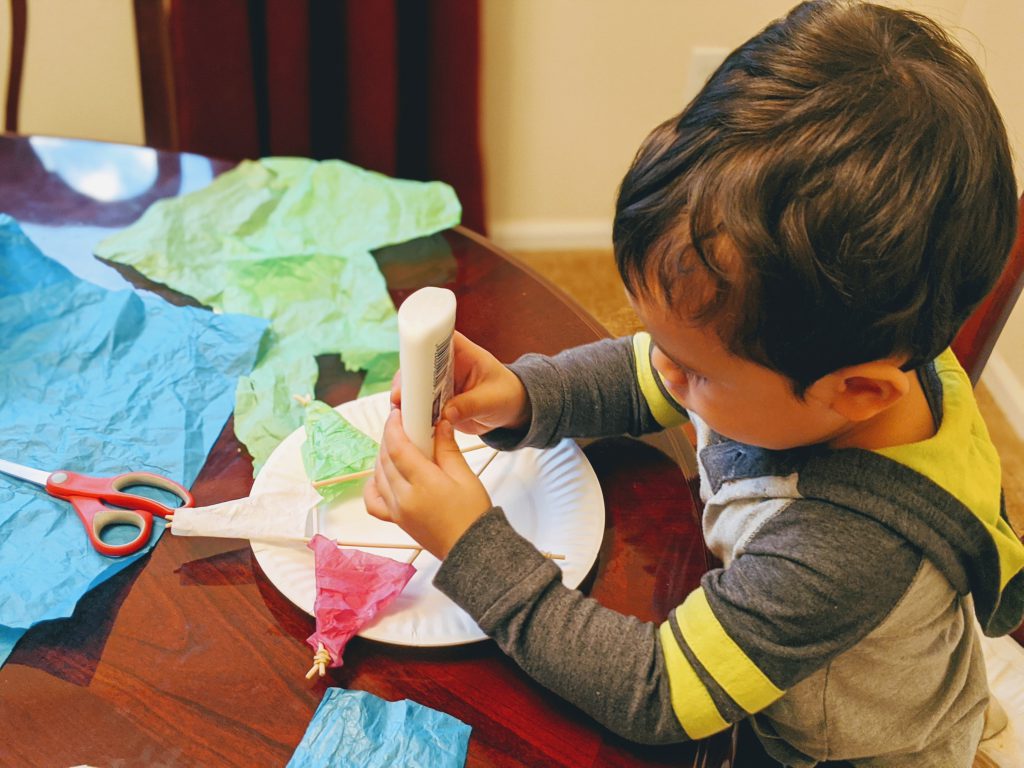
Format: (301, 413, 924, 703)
(676, 590, 785, 715)
(658, 620, 730, 739)
(632, 332, 688, 428)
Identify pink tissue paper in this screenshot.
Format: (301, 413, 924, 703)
(306, 534, 417, 667)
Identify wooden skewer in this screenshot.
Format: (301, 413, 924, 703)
(473, 448, 500, 479)
(333, 539, 562, 560)
(170, 448, 561, 559)
(167, 516, 564, 561)
(311, 466, 373, 487)
(323, 449, 501, 554)
(334, 540, 563, 561)
(335, 540, 421, 551)
(312, 443, 491, 489)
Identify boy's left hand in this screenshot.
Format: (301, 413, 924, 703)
(364, 409, 492, 559)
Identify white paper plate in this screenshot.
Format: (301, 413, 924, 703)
(250, 391, 605, 646)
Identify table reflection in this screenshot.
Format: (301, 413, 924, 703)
(0, 135, 229, 292)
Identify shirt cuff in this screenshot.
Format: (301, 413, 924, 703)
(480, 355, 566, 451)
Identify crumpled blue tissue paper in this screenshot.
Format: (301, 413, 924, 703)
(287, 688, 471, 768)
(0, 214, 268, 666)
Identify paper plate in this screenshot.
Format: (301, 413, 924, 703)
(250, 391, 605, 646)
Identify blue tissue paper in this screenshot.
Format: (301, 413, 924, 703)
(0, 214, 267, 666)
(287, 688, 471, 768)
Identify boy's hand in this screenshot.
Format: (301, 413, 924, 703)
(364, 410, 492, 559)
(391, 331, 529, 435)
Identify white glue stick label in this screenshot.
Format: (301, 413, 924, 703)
(398, 287, 457, 458)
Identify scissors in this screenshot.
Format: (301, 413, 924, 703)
(0, 458, 194, 557)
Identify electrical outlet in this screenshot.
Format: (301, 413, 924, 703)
(685, 47, 729, 103)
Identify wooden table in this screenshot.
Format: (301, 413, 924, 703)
(0, 135, 729, 767)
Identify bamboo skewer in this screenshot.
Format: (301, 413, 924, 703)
(163, 523, 564, 560)
(334, 540, 421, 550)
(310, 469, 374, 487)
(163, 524, 566, 555)
(357, 545, 564, 560)
(323, 545, 567, 560)
(312, 443, 490, 489)
(473, 447, 500, 479)
(167, 447, 566, 559)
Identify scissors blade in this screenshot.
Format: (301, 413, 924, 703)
(0, 458, 50, 487)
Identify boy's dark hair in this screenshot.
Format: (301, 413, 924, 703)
(614, 0, 1018, 392)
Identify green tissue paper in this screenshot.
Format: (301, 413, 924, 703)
(301, 400, 379, 502)
(95, 157, 461, 470)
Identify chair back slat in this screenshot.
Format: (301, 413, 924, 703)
(953, 195, 1024, 384)
(4, 0, 27, 133)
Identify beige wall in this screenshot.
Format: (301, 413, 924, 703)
(480, 0, 1020, 245)
(4, 1, 1017, 233)
(951, 1, 1024, 387)
(4, 0, 143, 143)
(481, 0, 799, 248)
(2, 0, 1022, 426)
(478, 0, 1024, 432)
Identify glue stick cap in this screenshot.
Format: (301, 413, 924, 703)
(397, 287, 457, 458)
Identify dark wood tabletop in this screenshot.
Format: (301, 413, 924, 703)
(0, 135, 730, 768)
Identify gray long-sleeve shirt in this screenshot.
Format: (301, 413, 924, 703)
(433, 335, 1024, 766)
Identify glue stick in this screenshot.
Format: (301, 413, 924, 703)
(398, 287, 457, 458)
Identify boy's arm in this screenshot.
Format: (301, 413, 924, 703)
(434, 502, 921, 744)
(483, 333, 688, 450)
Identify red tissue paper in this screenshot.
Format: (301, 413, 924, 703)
(306, 534, 417, 668)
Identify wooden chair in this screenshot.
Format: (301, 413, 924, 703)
(133, 0, 178, 150)
(4, 0, 26, 133)
(131, 0, 488, 230)
(953, 194, 1024, 384)
(4, 0, 172, 144)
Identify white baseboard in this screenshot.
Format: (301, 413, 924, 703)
(488, 218, 613, 252)
(982, 351, 1024, 442)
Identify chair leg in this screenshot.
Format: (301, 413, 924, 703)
(5, 0, 27, 133)
(133, 0, 178, 149)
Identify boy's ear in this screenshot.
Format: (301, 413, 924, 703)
(816, 361, 911, 423)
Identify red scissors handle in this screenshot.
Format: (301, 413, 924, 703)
(46, 470, 194, 557)
(66, 497, 155, 557)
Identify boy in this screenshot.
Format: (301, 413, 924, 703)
(364, 1, 1024, 765)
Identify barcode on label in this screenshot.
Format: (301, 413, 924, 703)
(431, 335, 454, 425)
(433, 336, 451, 389)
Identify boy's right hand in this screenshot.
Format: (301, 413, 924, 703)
(390, 331, 530, 435)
